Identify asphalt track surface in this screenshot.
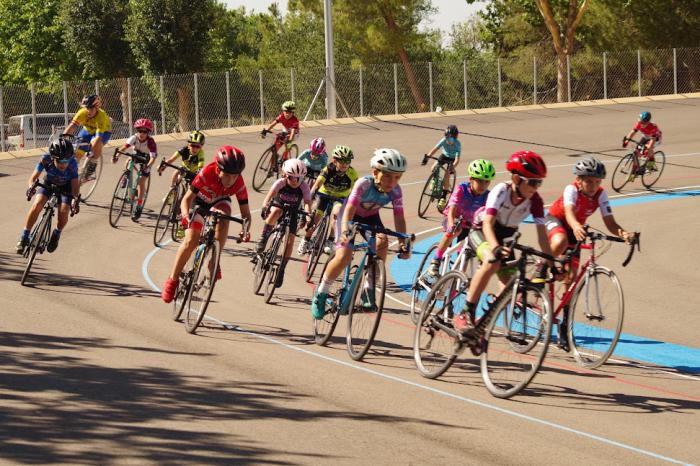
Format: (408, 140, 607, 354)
(1, 99, 699, 465)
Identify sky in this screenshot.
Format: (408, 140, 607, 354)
(222, 0, 486, 46)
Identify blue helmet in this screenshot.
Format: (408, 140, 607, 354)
(639, 111, 651, 122)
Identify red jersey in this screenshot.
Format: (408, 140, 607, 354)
(191, 162, 249, 205)
(634, 121, 661, 139)
(275, 112, 300, 131)
(548, 183, 612, 226)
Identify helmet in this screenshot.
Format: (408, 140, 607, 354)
(215, 145, 245, 174)
(282, 100, 296, 112)
(187, 130, 206, 145)
(81, 94, 100, 108)
(506, 150, 547, 178)
(445, 124, 459, 138)
(332, 145, 353, 162)
(639, 111, 651, 122)
(49, 138, 74, 161)
(370, 148, 407, 173)
(134, 118, 153, 133)
(468, 159, 496, 181)
(282, 158, 307, 177)
(573, 156, 606, 178)
(310, 137, 326, 155)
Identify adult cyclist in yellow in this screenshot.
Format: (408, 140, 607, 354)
(63, 94, 112, 181)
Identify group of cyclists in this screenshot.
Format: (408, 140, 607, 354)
(14, 94, 655, 348)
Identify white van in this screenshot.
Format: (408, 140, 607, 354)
(6, 113, 69, 150)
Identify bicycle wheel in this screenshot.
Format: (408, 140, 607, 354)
(313, 251, 342, 346)
(481, 283, 552, 399)
(108, 171, 130, 227)
(79, 155, 102, 201)
(185, 241, 220, 334)
(20, 210, 52, 286)
(305, 215, 330, 283)
(170, 184, 186, 243)
(410, 243, 439, 324)
(172, 252, 197, 321)
(154, 186, 177, 247)
(568, 266, 624, 369)
(286, 144, 299, 159)
(642, 150, 665, 189)
(413, 271, 467, 379)
(611, 154, 635, 192)
(346, 258, 386, 361)
(435, 166, 456, 214)
(417, 171, 438, 218)
(252, 147, 276, 192)
(140, 173, 152, 210)
(264, 227, 290, 304)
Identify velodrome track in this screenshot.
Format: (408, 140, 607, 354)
(1, 98, 699, 464)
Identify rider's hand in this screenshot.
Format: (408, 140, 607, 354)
(622, 137, 628, 148)
(492, 245, 510, 259)
(26, 187, 36, 200)
(260, 129, 268, 138)
(260, 206, 269, 220)
(181, 216, 189, 230)
(70, 198, 80, 215)
(340, 229, 353, 246)
(239, 230, 251, 242)
(420, 154, 428, 166)
(619, 229, 633, 244)
(398, 243, 411, 260)
(573, 224, 587, 242)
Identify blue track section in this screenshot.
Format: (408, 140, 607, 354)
(391, 190, 700, 373)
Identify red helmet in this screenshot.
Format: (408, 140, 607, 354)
(215, 145, 245, 174)
(134, 118, 154, 133)
(506, 150, 547, 178)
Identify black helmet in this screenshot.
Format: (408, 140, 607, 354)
(445, 124, 458, 138)
(573, 156, 606, 178)
(49, 138, 74, 161)
(81, 94, 100, 108)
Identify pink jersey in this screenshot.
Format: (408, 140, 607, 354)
(268, 178, 311, 206)
(548, 183, 612, 226)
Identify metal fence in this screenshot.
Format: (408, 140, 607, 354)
(2, 46, 700, 151)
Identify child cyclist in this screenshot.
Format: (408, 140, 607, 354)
(261, 101, 300, 160)
(453, 150, 554, 332)
(161, 146, 251, 303)
(16, 138, 81, 254)
(298, 145, 359, 255)
(544, 156, 634, 350)
(158, 130, 206, 189)
(255, 159, 313, 288)
(428, 159, 495, 275)
(421, 124, 461, 211)
(112, 118, 157, 221)
(311, 148, 411, 320)
(297, 137, 328, 182)
(623, 111, 662, 171)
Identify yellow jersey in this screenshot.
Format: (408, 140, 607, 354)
(71, 108, 112, 135)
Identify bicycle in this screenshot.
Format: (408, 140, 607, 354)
(171, 209, 248, 334)
(19, 181, 79, 286)
(415, 233, 564, 398)
(311, 222, 414, 361)
(153, 160, 194, 247)
(304, 192, 344, 283)
(418, 154, 456, 218)
(611, 137, 666, 192)
(252, 130, 299, 192)
(108, 148, 152, 228)
(56, 132, 103, 201)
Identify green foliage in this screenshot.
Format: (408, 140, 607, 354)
(205, 4, 260, 71)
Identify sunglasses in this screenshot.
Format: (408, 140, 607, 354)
(189, 144, 202, 149)
(56, 159, 70, 164)
(287, 176, 301, 182)
(519, 176, 543, 187)
(136, 129, 149, 134)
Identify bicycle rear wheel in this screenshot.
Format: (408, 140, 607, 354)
(79, 156, 102, 201)
(436, 166, 456, 214)
(185, 241, 220, 334)
(173, 252, 197, 321)
(346, 258, 386, 361)
(413, 271, 466, 379)
(305, 215, 330, 283)
(481, 284, 552, 399)
(109, 171, 130, 227)
(410, 243, 439, 324)
(313, 251, 342, 346)
(252, 147, 276, 192)
(569, 266, 624, 369)
(170, 184, 186, 243)
(154, 186, 177, 246)
(20, 210, 52, 286)
(642, 150, 665, 189)
(611, 154, 635, 192)
(418, 172, 438, 218)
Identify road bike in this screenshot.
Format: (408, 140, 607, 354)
(252, 130, 299, 192)
(153, 160, 194, 247)
(304, 192, 344, 283)
(612, 137, 666, 191)
(108, 149, 151, 227)
(418, 154, 456, 218)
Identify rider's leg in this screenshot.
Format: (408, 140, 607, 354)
(23, 194, 48, 232)
(256, 207, 282, 253)
(168, 227, 203, 281)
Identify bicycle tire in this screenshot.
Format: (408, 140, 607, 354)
(568, 266, 624, 369)
(154, 186, 177, 247)
(346, 258, 386, 361)
(20, 209, 52, 286)
(481, 283, 552, 399)
(417, 171, 438, 218)
(173, 252, 197, 321)
(79, 155, 102, 201)
(138, 173, 152, 212)
(641, 150, 665, 189)
(410, 243, 439, 324)
(108, 171, 130, 227)
(305, 215, 330, 283)
(313, 251, 342, 346)
(611, 153, 635, 192)
(185, 241, 220, 334)
(264, 226, 290, 304)
(170, 183, 186, 243)
(252, 147, 276, 192)
(413, 270, 466, 379)
(435, 166, 456, 214)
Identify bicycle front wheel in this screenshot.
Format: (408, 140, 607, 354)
(642, 150, 665, 189)
(569, 266, 624, 369)
(21, 210, 52, 286)
(79, 156, 102, 201)
(305, 215, 330, 283)
(410, 243, 438, 324)
(109, 171, 130, 227)
(481, 283, 553, 399)
(418, 172, 438, 218)
(252, 147, 276, 192)
(154, 186, 177, 247)
(313, 251, 342, 346)
(264, 228, 288, 303)
(346, 258, 386, 361)
(173, 251, 197, 321)
(185, 241, 220, 334)
(611, 154, 635, 192)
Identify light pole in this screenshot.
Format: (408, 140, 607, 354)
(324, 0, 336, 119)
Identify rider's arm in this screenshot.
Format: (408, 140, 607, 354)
(27, 168, 41, 188)
(536, 223, 554, 257)
(264, 119, 278, 132)
(70, 177, 80, 198)
(239, 203, 252, 227)
(164, 150, 179, 164)
(446, 205, 458, 232)
(563, 203, 586, 241)
(180, 189, 196, 220)
(393, 211, 408, 246)
(602, 215, 632, 243)
(426, 139, 442, 157)
(340, 203, 357, 238)
(310, 173, 325, 195)
(482, 214, 500, 250)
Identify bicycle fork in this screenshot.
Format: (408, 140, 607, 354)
(582, 268, 605, 322)
(340, 254, 368, 314)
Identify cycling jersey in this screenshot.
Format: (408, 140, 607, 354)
(298, 149, 328, 173)
(445, 182, 490, 228)
(124, 134, 157, 159)
(190, 161, 248, 206)
(275, 112, 300, 132)
(634, 121, 662, 139)
(318, 164, 358, 198)
(433, 137, 461, 159)
(346, 175, 404, 218)
(268, 178, 311, 207)
(36, 154, 79, 186)
(71, 108, 112, 135)
(174, 146, 205, 174)
(474, 182, 545, 228)
(548, 184, 612, 226)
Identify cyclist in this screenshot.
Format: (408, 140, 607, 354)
(311, 148, 411, 320)
(161, 146, 251, 303)
(158, 130, 206, 190)
(623, 111, 662, 171)
(260, 101, 300, 160)
(16, 138, 80, 254)
(428, 159, 495, 275)
(112, 118, 158, 221)
(421, 124, 461, 211)
(452, 150, 553, 332)
(255, 159, 313, 288)
(544, 156, 634, 350)
(298, 145, 358, 255)
(297, 137, 328, 182)
(63, 94, 112, 180)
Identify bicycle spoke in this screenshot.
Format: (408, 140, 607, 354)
(346, 259, 386, 361)
(185, 242, 220, 334)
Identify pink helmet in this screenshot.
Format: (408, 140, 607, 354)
(310, 137, 326, 155)
(134, 118, 154, 133)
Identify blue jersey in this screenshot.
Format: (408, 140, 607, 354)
(36, 154, 79, 186)
(434, 137, 461, 159)
(298, 149, 328, 172)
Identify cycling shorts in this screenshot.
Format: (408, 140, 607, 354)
(438, 154, 456, 166)
(38, 183, 73, 204)
(189, 197, 232, 231)
(77, 128, 112, 147)
(315, 195, 343, 216)
(468, 223, 518, 280)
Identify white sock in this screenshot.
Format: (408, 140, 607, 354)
(317, 278, 333, 294)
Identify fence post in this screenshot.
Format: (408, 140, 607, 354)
(533, 56, 537, 105)
(63, 81, 69, 127)
(0, 86, 4, 152)
(567, 55, 572, 102)
(463, 59, 468, 110)
(673, 48, 678, 94)
(259, 70, 265, 125)
(637, 49, 642, 97)
(290, 68, 295, 102)
(160, 76, 165, 134)
(359, 65, 364, 117)
(194, 73, 199, 130)
(95, 80, 99, 95)
(393, 63, 398, 114)
(603, 52, 607, 99)
(127, 77, 133, 130)
(226, 71, 231, 128)
(497, 58, 502, 107)
(428, 62, 434, 112)
(31, 83, 37, 149)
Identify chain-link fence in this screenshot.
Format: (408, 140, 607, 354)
(2, 46, 700, 152)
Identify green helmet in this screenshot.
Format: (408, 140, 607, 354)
(468, 159, 496, 181)
(282, 100, 296, 112)
(187, 130, 206, 145)
(332, 145, 353, 162)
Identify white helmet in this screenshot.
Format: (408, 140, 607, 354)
(282, 158, 307, 177)
(370, 148, 407, 173)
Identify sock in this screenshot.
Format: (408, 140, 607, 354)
(53, 228, 62, 237)
(22, 228, 29, 238)
(464, 301, 477, 320)
(435, 249, 445, 260)
(262, 224, 272, 236)
(137, 198, 143, 206)
(317, 277, 333, 295)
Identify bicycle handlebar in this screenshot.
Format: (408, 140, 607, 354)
(158, 159, 189, 175)
(579, 225, 640, 267)
(489, 232, 568, 267)
(114, 148, 150, 164)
